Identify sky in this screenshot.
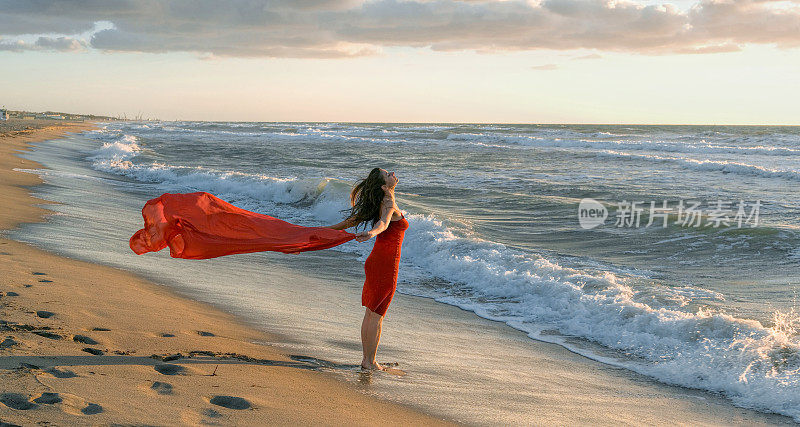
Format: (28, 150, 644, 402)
(0, 0, 798, 124)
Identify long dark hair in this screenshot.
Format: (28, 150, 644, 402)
(340, 167, 386, 231)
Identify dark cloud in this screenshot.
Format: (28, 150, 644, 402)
(0, 0, 798, 58)
(0, 13, 95, 36)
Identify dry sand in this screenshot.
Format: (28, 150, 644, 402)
(0, 121, 454, 426)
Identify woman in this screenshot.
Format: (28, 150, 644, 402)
(328, 167, 409, 371)
(130, 168, 407, 371)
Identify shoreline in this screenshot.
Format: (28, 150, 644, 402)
(0, 121, 454, 425)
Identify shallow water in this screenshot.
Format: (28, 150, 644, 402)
(8, 122, 800, 422)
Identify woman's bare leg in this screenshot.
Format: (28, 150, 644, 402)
(361, 308, 384, 370)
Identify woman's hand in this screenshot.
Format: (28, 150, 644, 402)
(354, 230, 372, 242)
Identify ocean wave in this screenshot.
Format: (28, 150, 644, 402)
(398, 223, 800, 420)
(87, 134, 141, 162)
(597, 150, 800, 182)
(446, 132, 800, 157)
(86, 131, 358, 228)
(102, 122, 800, 159)
(137, 123, 413, 144)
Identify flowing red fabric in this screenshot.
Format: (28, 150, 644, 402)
(130, 192, 357, 259)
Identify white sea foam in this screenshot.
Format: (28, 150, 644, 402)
(397, 220, 800, 420)
(88, 134, 141, 162)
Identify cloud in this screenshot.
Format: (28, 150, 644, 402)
(0, 13, 95, 36)
(674, 43, 742, 54)
(0, 36, 87, 52)
(531, 63, 559, 70)
(34, 36, 87, 51)
(572, 53, 603, 59)
(0, 0, 798, 58)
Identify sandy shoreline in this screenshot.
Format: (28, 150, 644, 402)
(0, 121, 453, 425)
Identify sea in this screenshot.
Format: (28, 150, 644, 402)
(8, 121, 800, 423)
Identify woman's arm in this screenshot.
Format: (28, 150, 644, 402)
(355, 198, 395, 242)
(328, 215, 358, 230)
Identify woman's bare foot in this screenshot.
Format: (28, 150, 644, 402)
(361, 360, 384, 371)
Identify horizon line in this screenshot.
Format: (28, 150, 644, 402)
(7, 108, 799, 127)
(107, 119, 800, 127)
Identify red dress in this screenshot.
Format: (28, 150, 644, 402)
(362, 213, 410, 317)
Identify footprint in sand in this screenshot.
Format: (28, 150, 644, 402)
(0, 337, 17, 349)
(150, 381, 174, 395)
(42, 367, 78, 378)
(57, 393, 103, 416)
(154, 363, 186, 375)
(202, 408, 223, 418)
(82, 403, 103, 415)
(73, 335, 99, 345)
(33, 392, 62, 404)
(36, 311, 55, 319)
(33, 331, 62, 340)
(209, 395, 251, 410)
(181, 407, 225, 425)
(0, 393, 37, 410)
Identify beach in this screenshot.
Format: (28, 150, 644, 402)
(0, 121, 797, 425)
(3, 0, 797, 422)
(0, 121, 454, 425)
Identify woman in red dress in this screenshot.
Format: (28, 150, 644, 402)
(327, 167, 409, 371)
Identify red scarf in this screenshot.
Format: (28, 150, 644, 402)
(130, 192, 356, 259)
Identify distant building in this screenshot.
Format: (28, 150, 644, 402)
(35, 113, 65, 120)
(0, 109, 7, 121)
